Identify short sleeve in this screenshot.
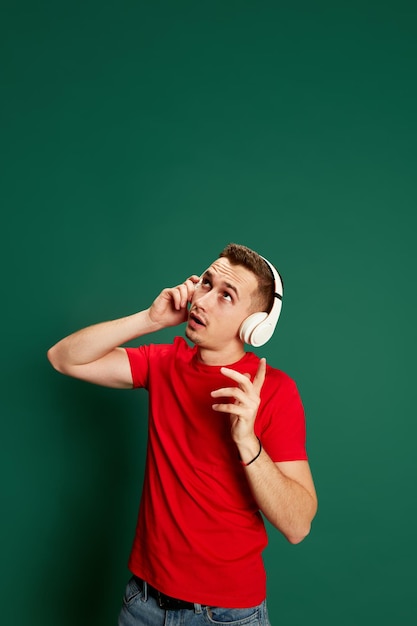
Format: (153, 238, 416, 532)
(125, 345, 151, 389)
(259, 374, 308, 463)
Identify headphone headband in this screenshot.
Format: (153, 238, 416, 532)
(261, 255, 283, 301)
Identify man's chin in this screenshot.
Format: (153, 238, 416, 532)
(185, 326, 203, 345)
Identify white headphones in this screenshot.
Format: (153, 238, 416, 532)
(239, 256, 283, 347)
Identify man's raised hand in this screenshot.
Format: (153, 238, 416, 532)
(148, 275, 201, 329)
(211, 358, 267, 446)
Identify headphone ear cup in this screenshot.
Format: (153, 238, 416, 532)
(250, 318, 277, 347)
(250, 297, 282, 347)
(239, 312, 268, 346)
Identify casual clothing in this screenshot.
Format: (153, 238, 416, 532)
(118, 576, 271, 626)
(124, 337, 307, 608)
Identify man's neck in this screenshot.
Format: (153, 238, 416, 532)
(196, 344, 246, 367)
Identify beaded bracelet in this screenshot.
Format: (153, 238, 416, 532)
(240, 437, 262, 466)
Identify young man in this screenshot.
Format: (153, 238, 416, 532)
(47, 243, 317, 626)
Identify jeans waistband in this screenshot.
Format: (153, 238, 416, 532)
(134, 576, 196, 611)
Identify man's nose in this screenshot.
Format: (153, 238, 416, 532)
(194, 288, 215, 310)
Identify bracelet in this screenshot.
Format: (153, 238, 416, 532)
(240, 437, 262, 466)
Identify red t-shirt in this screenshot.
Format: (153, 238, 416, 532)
(125, 337, 307, 608)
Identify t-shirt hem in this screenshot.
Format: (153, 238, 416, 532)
(128, 561, 266, 609)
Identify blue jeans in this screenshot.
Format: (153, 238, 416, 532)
(118, 576, 271, 626)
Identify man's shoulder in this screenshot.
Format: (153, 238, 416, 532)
(263, 360, 300, 396)
(146, 336, 195, 360)
(239, 351, 298, 392)
(172, 336, 196, 356)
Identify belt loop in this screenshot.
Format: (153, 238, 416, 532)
(142, 580, 148, 602)
(194, 603, 202, 614)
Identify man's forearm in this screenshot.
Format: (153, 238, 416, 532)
(242, 444, 317, 544)
(47, 309, 159, 371)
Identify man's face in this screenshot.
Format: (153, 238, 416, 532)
(185, 257, 259, 351)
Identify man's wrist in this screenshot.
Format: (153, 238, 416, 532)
(237, 435, 262, 466)
(144, 308, 165, 332)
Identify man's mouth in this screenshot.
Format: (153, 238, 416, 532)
(190, 312, 206, 327)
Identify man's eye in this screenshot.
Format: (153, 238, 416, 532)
(223, 292, 232, 301)
(202, 278, 211, 287)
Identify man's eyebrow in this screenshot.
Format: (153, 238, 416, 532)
(203, 269, 240, 298)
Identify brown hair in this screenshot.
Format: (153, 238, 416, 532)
(219, 243, 275, 313)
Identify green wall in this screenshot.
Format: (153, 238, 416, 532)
(2, 1, 416, 624)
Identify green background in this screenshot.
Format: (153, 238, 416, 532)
(1, 1, 416, 624)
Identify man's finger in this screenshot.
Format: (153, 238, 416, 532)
(211, 387, 246, 403)
(219, 367, 252, 390)
(212, 402, 242, 414)
(252, 358, 267, 393)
